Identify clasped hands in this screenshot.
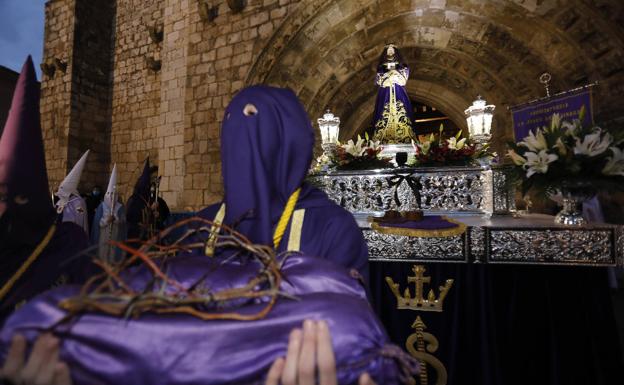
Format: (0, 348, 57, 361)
(380, 70, 407, 87)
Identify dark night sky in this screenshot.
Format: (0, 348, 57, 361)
(0, 0, 46, 79)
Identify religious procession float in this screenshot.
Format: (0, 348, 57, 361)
(308, 44, 624, 385)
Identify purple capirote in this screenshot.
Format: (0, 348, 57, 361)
(195, 86, 369, 282)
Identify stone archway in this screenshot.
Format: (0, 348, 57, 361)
(246, 0, 624, 151)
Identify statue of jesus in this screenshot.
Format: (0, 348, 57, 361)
(371, 44, 415, 143)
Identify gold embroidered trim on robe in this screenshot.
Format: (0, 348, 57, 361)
(286, 209, 305, 252)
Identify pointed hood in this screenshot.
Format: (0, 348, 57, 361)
(55, 149, 89, 213)
(133, 158, 151, 201)
(0, 56, 52, 224)
(104, 163, 118, 207)
(220, 86, 314, 246)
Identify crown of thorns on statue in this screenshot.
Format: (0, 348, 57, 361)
(56, 218, 293, 324)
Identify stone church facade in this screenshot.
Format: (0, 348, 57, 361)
(40, 0, 624, 210)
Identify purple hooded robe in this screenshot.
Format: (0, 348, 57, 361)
(195, 86, 369, 283)
(0, 57, 89, 322)
(0, 86, 416, 384)
(125, 158, 151, 242)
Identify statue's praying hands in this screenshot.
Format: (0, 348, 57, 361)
(380, 69, 407, 87)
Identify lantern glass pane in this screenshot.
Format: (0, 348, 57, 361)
(329, 125, 338, 143)
(483, 113, 493, 136)
(319, 124, 328, 143)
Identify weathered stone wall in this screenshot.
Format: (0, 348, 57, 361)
(157, 0, 189, 209)
(109, 0, 165, 202)
(69, 0, 115, 189)
(41, 0, 75, 190)
(41, 0, 624, 210)
(181, 0, 300, 209)
(41, 0, 115, 192)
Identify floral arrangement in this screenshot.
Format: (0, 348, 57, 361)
(311, 134, 393, 172)
(410, 125, 491, 166)
(506, 109, 624, 196)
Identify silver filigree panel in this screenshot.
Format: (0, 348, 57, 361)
(469, 227, 486, 263)
(488, 229, 614, 265)
(363, 229, 466, 262)
(310, 167, 502, 215)
(309, 174, 417, 212)
(616, 227, 624, 266)
(416, 171, 490, 212)
(492, 168, 515, 214)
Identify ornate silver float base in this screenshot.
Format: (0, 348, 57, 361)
(359, 214, 624, 267)
(308, 166, 515, 217)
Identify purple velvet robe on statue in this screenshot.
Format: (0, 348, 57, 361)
(0, 86, 416, 384)
(372, 66, 414, 126)
(371, 47, 415, 143)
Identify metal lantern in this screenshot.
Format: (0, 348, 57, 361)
(464, 96, 495, 145)
(318, 109, 340, 154)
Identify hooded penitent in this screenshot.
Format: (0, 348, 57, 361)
(0, 58, 52, 240)
(195, 85, 369, 282)
(125, 158, 151, 241)
(90, 164, 126, 261)
(104, 163, 118, 208)
(0, 87, 414, 384)
(0, 56, 89, 320)
(55, 150, 90, 235)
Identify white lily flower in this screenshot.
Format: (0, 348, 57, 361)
(523, 150, 558, 178)
(447, 137, 466, 150)
(553, 137, 567, 156)
(549, 113, 561, 132)
(506, 149, 527, 166)
(518, 129, 548, 152)
(347, 142, 363, 156)
(561, 119, 582, 138)
(574, 130, 612, 156)
(343, 137, 366, 157)
(602, 147, 624, 176)
(419, 141, 431, 155)
(368, 140, 382, 152)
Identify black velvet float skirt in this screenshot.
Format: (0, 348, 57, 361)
(370, 262, 624, 385)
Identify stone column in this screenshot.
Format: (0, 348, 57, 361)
(157, 0, 189, 209)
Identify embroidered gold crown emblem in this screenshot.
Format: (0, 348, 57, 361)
(386, 265, 454, 312)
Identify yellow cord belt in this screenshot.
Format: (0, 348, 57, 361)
(205, 187, 302, 255)
(273, 187, 301, 250)
(0, 224, 57, 301)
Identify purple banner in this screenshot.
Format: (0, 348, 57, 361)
(511, 88, 593, 141)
